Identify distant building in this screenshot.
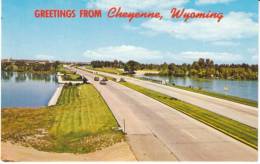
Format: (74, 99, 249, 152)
(1, 58, 90, 65)
(1, 58, 50, 64)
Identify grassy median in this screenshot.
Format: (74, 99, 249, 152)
(1, 84, 124, 153)
(120, 82, 258, 149)
(85, 66, 123, 75)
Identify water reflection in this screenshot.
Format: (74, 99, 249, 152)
(1, 71, 13, 81)
(15, 73, 27, 82)
(1, 71, 59, 108)
(1, 71, 57, 83)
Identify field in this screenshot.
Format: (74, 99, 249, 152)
(1, 84, 124, 153)
(86, 66, 124, 75)
(62, 73, 82, 81)
(120, 82, 258, 149)
(57, 65, 82, 81)
(57, 65, 72, 74)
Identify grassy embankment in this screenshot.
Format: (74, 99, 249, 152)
(119, 82, 258, 149)
(58, 65, 82, 81)
(2, 84, 123, 153)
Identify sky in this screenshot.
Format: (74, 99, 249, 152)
(1, 0, 259, 64)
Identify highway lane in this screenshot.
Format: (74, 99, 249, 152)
(72, 67, 257, 161)
(80, 67, 258, 128)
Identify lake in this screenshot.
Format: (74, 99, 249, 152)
(1, 71, 59, 108)
(139, 75, 258, 101)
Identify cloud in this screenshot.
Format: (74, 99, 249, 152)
(87, 0, 189, 11)
(247, 48, 258, 64)
(196, 0, 235, 5)
(251, 54, 258, 62)
(141, 11, 258, 41)
(83, 45, 246, 64)
(83, 45, 163, 63)
(247, 48, 258, 54)
(175, 51, 242, 63)
(35, 54, 55, 60)
(211, 41, 239, 46)
(122, 24, 140, 31)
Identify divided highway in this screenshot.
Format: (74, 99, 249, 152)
(80, 67, 258, 128)
(70, 66, 257, 161)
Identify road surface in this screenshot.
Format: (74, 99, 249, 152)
(71, 67, 257, 161)
(80, 67, 258, 128)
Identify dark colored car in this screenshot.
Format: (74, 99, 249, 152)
(119, 78, 126, 82)
(83, 77, 88, 83)
(94, 76, 99, 81)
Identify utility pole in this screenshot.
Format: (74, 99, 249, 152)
(123, 119, 126, 134)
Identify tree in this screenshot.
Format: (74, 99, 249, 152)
(126, 60, 140, 71)
(160, 62, 168, 74)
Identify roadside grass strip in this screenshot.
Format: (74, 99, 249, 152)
(85, 66, 123, 75)
(120, 82, 258, 149)
(1, 84, 124, 153)
(94, 67, 123, 75)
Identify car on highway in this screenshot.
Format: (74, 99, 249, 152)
(94, 76, 99, 81)
(119, 78, 126, 82)
(83, 77, 88, 83)
(100, 79, 107, 85)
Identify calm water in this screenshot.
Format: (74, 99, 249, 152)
(1, 72, 59, 108)
(140, 75, 258, 101)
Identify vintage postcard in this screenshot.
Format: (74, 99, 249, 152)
(1, 0, 258, 162)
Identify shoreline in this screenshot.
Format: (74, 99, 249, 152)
(48, 84, 64, 106)
(48, 72, 84, 107)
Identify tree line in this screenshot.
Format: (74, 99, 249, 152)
(90, 59, 258, 80)
(2, 59, 257, 80)
(2, 60, 60, 73)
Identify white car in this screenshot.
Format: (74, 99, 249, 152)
(100, 80, 107, 85)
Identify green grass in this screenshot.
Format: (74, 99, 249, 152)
(1, 84, 124, 153)
(120, 82, 258, 149)
(79, 67, 116, 81)
(57, 65, 82, 81)
(171, 84, 257, 107)
(86, 66, 124, 75)
(57, 65, 71, 74)
(62, 73, 82, 81)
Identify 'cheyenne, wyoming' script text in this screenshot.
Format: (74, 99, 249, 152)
(34, 7, 224, 22)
